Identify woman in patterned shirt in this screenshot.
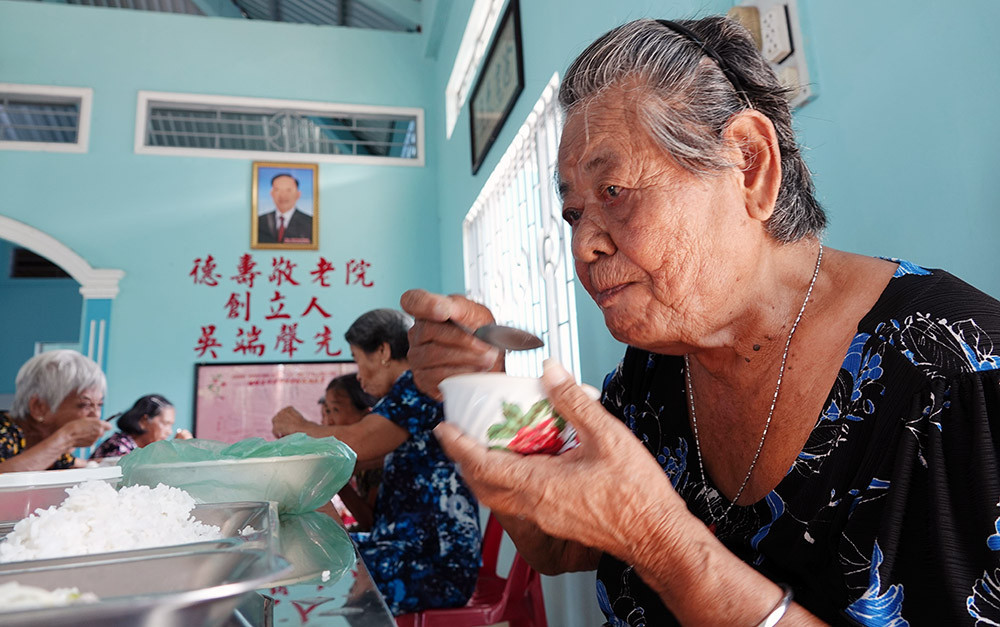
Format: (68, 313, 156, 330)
(271, 309, 481, 615)
(400, 16, 1000, 627)
(90, 394, 192, 460)
(0, 350, 111, 471)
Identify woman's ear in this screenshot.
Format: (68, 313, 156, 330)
(378, 341, 392, 364)
(725, 110, 782, 224)
(27, 396, 50, 421)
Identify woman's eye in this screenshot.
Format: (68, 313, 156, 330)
(562, 208, 582, 225)
(600, 185, 625, 203)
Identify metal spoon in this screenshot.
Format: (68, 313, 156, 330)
(452, 321, 544, 351)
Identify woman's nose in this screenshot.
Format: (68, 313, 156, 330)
(571, 211, 616, 263)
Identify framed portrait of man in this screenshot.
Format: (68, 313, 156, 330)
(251, 161, 319, 250)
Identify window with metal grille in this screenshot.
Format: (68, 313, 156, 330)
(463, 73, 580, 378)
(0, 84, 92, 153)
(135, 91, 424, 165)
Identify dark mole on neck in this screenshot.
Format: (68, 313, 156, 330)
(753, 344, 761, 351)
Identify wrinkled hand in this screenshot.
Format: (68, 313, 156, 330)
(272, 406, 310, 438)
(174, 429, 193, 440)
(400, 289, 504, 400)
(58, 417, 112, 448)
(434, 360, 689, 559)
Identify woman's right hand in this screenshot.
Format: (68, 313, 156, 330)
(57, 417, 111, 448)
(400, 289, 504, 400)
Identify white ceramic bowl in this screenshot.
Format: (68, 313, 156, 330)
(439, 373, 600, 455)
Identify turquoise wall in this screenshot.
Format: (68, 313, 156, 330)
(2, 0, 998, 624)
(0, 1, 441, 423)
(0, 240, 82, 391)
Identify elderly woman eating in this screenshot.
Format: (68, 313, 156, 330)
(0, 350, 111, 472)
(402, 16, 1000, 627)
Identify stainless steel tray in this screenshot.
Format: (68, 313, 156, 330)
(0, 501, 279, 567)
(0, 548, 292, 627)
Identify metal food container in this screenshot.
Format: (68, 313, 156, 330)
(0, 548, 292, 627)
(0, 501, 280, 565)
(0, 467, 123, 522)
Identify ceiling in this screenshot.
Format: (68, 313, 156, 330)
(12, 0, 422, 31)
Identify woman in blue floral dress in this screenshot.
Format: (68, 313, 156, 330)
(272, 309, 481, 615)
(399, 16, 1000, 627)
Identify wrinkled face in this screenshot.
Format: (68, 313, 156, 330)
(47, 388, 103, 428)
(322, 388, 367, 427)
(557, 89, 745, 352)
(349, 344, 393, 399)
(144, 406, 176, 442)
(270, 176, 301, 214)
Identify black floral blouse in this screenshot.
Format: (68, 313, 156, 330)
(0, 412, 75, 469)
(596, 262, 1000, 626)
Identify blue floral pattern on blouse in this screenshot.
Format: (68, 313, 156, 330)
(351, 371, 481, 615)
(596, 264, 1000, 625)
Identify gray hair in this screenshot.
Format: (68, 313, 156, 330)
(344, 309, 413, 360)
(11, 350, 106, 419)
(559, 16, 825, 242)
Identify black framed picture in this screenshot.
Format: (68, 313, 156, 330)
(469, 0, 524, 175)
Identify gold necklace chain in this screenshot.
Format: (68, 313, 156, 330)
(684, 244, 823, 525)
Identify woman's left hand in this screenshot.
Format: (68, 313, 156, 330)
(434, 360, 691, 560)
(174, 429, 193, 440)
(272, 406, 310, 438)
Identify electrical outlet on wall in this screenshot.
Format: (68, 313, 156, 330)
(730, 0, 814, 108)
(761, 4, 792, 63)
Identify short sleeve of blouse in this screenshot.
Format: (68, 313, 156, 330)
(0, 413, 25, 462)
(371, 370, 443, 437)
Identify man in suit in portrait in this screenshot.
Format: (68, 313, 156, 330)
(257, 173, 313, 244)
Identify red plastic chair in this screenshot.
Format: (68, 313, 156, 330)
(396, 513, 548, 627)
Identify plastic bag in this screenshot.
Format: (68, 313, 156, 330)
(274, 511, 355, 586)
(119, 433, 357, 515)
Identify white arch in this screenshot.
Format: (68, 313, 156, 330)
(0, 216, 124, 298)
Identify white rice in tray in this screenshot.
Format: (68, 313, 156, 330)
(0, 481, 223, 563)
(0, 582, 98, 611)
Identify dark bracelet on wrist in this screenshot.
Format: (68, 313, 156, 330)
(755, 583, 793, 627)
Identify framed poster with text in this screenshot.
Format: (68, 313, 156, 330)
(193, 361, 356, 443)
(469, 0, 524, 175)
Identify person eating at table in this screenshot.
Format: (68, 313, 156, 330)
(0, 350, 112, 472)
(319, 373, 381, 531)
(90, 394, 192, 460)
(400, 15, 1000, 626)
(271, 308, 481, 615)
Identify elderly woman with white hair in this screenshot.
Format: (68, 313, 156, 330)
(403, 15, 1000, 627)
(0, 350, 111, 472)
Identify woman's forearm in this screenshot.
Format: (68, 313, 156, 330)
(495, 512, 601, 575)
(627, 510, 824, 626)
(0, 433, 71, 472)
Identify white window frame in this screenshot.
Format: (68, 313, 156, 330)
(444, 0, 505, 139)
(0, 83, 93, 153)
(463, 73, 581, 379)
(134, 91, 425, 166)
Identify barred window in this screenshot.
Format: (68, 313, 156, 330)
(135, 91, 423, 165)
(463, 73, 580, 378)
(0, 84, 92, 152)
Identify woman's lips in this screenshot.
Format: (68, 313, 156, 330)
(593, 283, 630, 308)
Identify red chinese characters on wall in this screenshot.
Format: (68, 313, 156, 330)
(191, 254, 374, 359)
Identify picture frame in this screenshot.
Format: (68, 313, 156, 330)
(251, 161, 319, 250)
(469, 0, 524, 175)
(193, 360, 357, 442)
